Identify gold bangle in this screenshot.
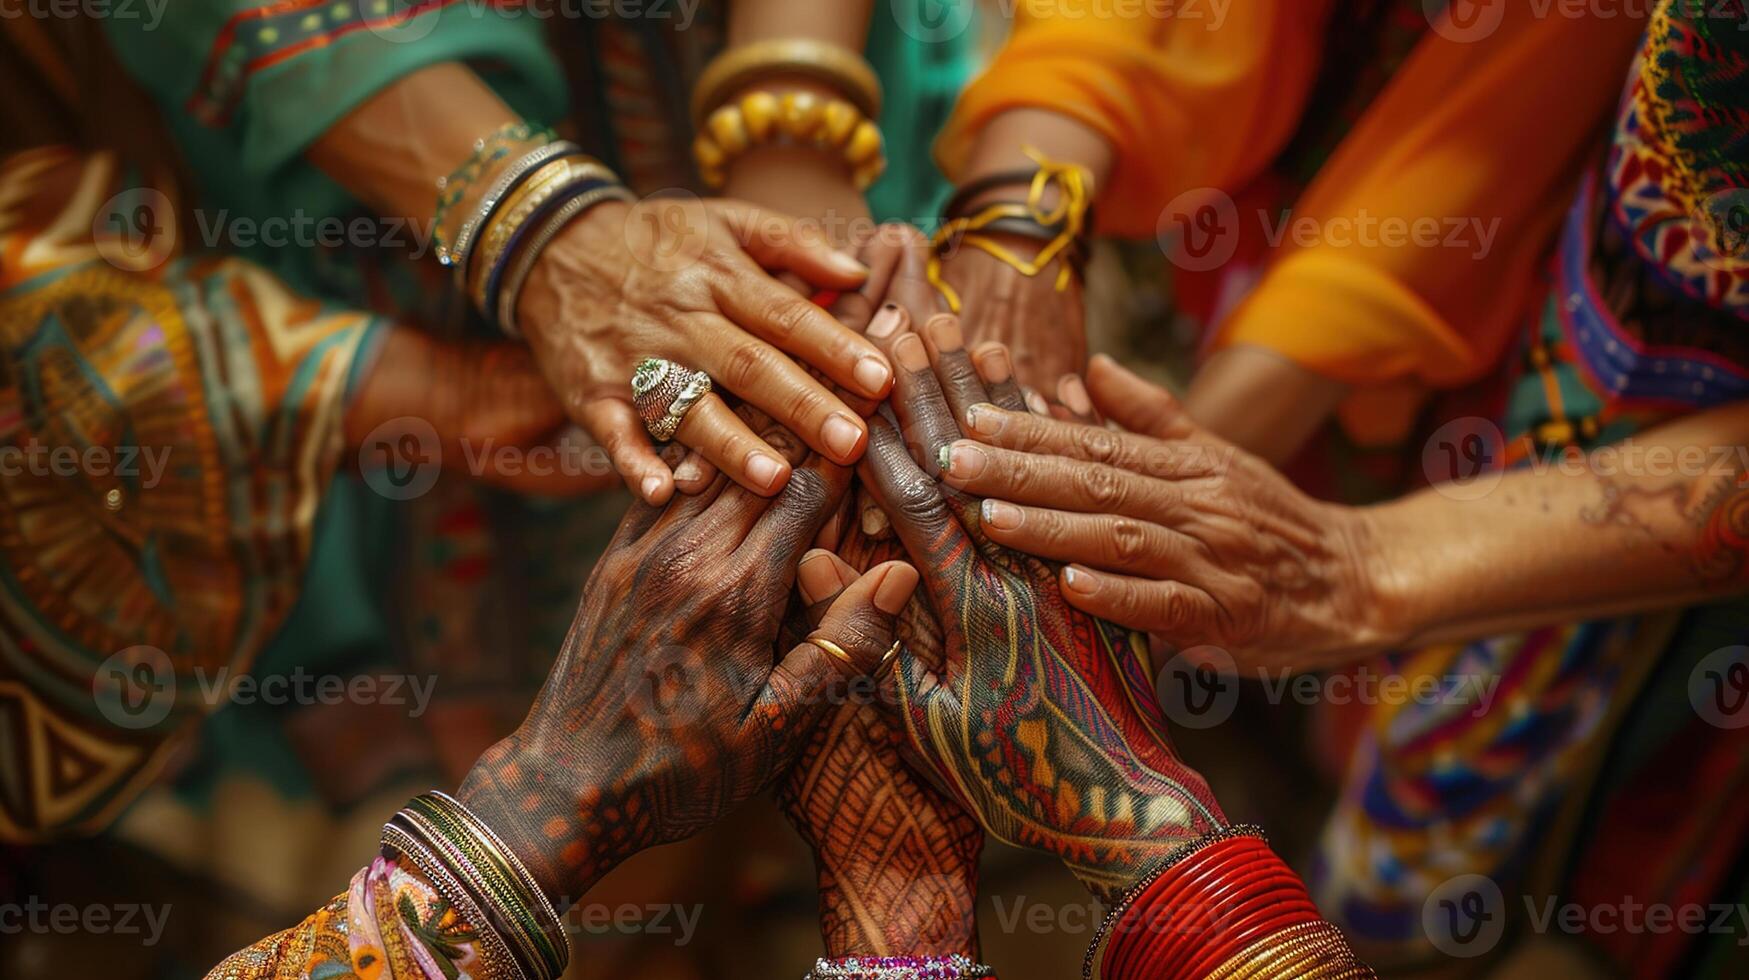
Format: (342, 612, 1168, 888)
(693, 91, 886, 191)
(381, 824, 525, 980)
(469, 159, 614, 312)
(691, 38, 882, 127)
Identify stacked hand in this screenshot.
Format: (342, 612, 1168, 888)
(933, 353, 1390, 673)
(515, 197, 895, 503)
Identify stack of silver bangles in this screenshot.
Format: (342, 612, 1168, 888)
(802, 954, 997, 980)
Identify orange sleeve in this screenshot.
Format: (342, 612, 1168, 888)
(1211, 7, 1646, 444)
(934, 0, 1335, 238)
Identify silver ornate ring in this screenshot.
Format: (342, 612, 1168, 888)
(631, 357, 713, 442)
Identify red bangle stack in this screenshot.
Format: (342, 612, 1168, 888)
(1086, 828, 1331, 979)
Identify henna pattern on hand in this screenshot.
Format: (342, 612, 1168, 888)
(456, 436, 902, 904)
(859, 332, 1225, 902)
(779, 531, 983, 957)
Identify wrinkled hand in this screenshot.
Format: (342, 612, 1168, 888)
(938, 353, 1385, 673)
(515, 196, 894, 503)
(456, 420, 918, 904)
(348, 326, 616, 495)
(934, 231, 1087, 393)
(858, 315, 1225, 901)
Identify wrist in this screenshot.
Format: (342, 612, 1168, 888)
(512, 201, 629, 346)
(1339, 499, 1422, 653)
(457, 732, 615, 907)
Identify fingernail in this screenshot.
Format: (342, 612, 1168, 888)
(867, 303, 903, 338)
(862, 506, 890, 536)
(893, 334, 929, 372)
(673, 455, 702, 483)
(853, 355, 892, 396)
(872, 564, 919, 615)
(981, 499, 1022, 530)
(1063, 566, 1098, 594)
(924, 314, 963, 353)
(1024, 388, 1050, 416)
(797, 553, 840, 605)
(746, 451, 787, 491)
(942, 442, 987, 479)
(821, 413, 865, 459)
(829, 251, 868, 278)
(965, 403, 1005, 436)
(640, 475, 665, 501)
(976, 348, 1013, 384)
(1059, 376, 1093, 416)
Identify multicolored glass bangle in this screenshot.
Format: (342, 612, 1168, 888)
(432, 122, 556, 263)
(386, 792, 570, 980)
(496, 182, 637, 338)
(443, 140, 585, 274)
(802, 954, 997, 980)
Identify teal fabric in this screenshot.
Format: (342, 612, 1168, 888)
(864, 0, 979, 226)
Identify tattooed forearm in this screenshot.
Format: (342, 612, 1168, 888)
(1582, 465, 1749, 586)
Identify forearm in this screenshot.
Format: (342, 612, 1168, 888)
(1363, 401, 1749, 648)
(954, 108, 1114, 207)
(1185, 345, 1348, 464)
(715, 0, 877, 238)
(305, 62, 526, 225)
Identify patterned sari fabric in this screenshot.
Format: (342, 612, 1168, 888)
(0, 146, 379, 838)
(1312, 2, 1749, 962)
(209, 851, 492, 980)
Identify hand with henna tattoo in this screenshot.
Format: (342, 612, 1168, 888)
(857, 313, 1227, 901)
(454, 428, 920, 906)
(778, 540, 984, 958)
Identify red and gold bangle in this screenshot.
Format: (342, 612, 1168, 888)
(1082, 825, 1374, 980)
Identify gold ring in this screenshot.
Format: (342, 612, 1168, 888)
(807, 636, 857, 668)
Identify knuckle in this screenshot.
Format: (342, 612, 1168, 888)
(777, 465, 831, 513)
(1109, 518, 1151, 564)
(722, 341, 777, 392)
(761, 297, 815, 342)
(893, 475, 948, 523)
(1077, 465, 1127, 510)
(1158, 587, 1201, 631)
(1076, 426, 1123, 464)
(784, 385, 831, 426)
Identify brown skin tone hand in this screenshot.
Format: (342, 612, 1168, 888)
(781, 547, 983, 958)
(858, 315, 1225, 902)
(454, 424, 918, 904)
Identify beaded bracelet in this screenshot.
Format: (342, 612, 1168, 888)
(692, 38, 882, 127)
(693, 88, 886, 190)
(802, 954, 996, 980)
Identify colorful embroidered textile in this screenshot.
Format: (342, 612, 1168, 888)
(208, 849, 492, 980)
(1311, 3, 1749, 961)
(0, 146, 379, 838)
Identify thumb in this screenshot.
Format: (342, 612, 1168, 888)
(751, 559, 918, 757)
